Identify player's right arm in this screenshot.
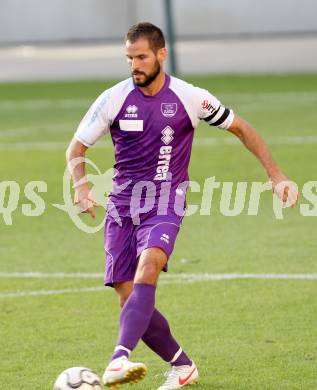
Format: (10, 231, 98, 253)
(66, 89, 112, 218)
(66, 138, 98, 218)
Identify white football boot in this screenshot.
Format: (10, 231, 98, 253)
(102, 356, 147, 389)
(157, 361, 199, 389)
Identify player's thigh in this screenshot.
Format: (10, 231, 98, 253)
(104, 213, 138, 287)
(135, 213, 182, 274)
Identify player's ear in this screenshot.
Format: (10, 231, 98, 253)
(157, 47, 167, 63)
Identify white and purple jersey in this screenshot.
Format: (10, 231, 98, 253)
(75, 75, 234, 210)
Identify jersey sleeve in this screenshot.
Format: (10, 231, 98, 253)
(195, 87, 234, 130)
(74, 89, 111, 147)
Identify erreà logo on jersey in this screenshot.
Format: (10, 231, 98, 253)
(161, 126, 174, 145)
(125, 105, 138, 118)
(154, 126, 174, 181)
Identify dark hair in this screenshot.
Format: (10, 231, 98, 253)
(126, 22, 165, 52)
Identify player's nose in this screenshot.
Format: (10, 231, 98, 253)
(131, 57, 141, 70)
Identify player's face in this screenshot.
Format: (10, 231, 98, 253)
(126, 38, 166, 87)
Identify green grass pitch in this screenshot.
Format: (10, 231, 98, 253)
(0, 74, 317, 389)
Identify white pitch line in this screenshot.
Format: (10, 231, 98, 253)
(0, 98, 90, 110)
(1, 271, 317, 280)
(0, 123, 75, 138)
(0, 286, 105, 298)
(1, 273, 316, 299)
(0, 271, 104, 278)
(194, 135, 317, 146)
(1, 135, 317, 151)
(0, 141, 74, 150)
(162, 273, 317, 281)
(1, 91, 317, 111)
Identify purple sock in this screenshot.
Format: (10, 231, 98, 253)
(111, 283, 155, 360)
(142, 308, 192, 366)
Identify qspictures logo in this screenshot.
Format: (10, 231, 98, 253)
(0, 158, 317, 233)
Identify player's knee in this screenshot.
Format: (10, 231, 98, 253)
(118, 294, 129, 308)
(135, 247, 167, 284)
(135, 261, 161, 284)
(138, 263, 157, 279)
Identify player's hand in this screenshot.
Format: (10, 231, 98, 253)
(74, 184, 98, 219)
(269, 172, 299, 207)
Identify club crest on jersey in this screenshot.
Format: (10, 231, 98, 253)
(161, 103, 177, 118)
(125, 105, 138, 118)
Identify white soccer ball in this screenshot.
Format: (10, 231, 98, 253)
(53, 367, 102, 390)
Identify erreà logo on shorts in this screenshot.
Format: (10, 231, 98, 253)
(154, 127, 174, 181)
(160, 233, 170, 244)
(125, 105, 138, 118)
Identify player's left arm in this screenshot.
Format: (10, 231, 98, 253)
(228, 115, 298, 206)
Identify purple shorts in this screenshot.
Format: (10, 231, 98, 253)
(104, 205, 184, 287)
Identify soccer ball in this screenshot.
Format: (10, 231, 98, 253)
(53, 367, 102, 390)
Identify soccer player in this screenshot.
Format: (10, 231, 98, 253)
(66, 23, 298, 389)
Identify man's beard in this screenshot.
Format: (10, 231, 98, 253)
(132, 61, 161, 87)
